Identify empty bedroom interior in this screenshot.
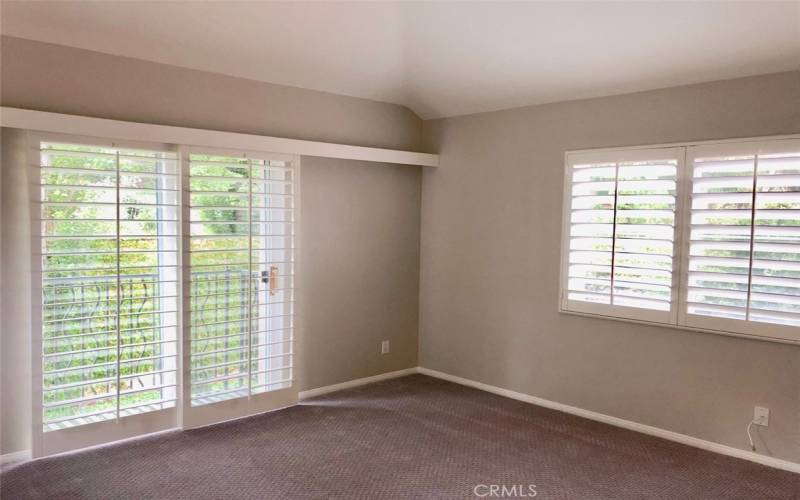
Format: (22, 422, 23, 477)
(0, 2, 799, 499)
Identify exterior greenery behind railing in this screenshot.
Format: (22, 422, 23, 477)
(43, 273, 172, 422)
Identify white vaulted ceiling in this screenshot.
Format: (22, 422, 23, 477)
(1, 1, 798, 119)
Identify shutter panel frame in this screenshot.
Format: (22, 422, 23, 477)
(37, 137, 180, 432)
(184, 146, 297, 412)
(679, 139, 800, 341)
(561, 147, 685, 324)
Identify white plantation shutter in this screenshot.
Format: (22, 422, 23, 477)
(39, 141, 179, 431)
(562, 138, 800, 341)
(187, 152, 295, 407)
(31, 134, 301, 452)
(682, 139, 800, 339)
(562, 148, 683, 323)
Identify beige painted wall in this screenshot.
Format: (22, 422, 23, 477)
(2, 33, 799, 466)
(0, 128, 33, 456)
(0, 37, 423, 455)
(300, 157, 420, 390)
(419, 71, 800, 462)
(0, 36, 421, 152)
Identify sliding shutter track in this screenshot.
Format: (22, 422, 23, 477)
(39, 142, 179, 431)
(188, 153, 295, 407)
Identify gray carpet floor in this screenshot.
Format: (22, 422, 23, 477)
(1, 374, 797, 499)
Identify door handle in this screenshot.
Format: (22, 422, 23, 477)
(269, 266, 278, 296)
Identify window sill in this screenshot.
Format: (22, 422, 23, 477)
(559, 308, 799, 346)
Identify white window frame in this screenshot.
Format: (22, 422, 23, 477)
(560, 134, 800, 345)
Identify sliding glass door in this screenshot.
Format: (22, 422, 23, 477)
(35, 136, 180, 455)
(32, 136, 298, 455)
(182, 148, 297, 428)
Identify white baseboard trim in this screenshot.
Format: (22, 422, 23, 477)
(418, 367, 800, 474)
(299, 367, 419, 400)
(1, 449, 32, 468)
(6, 367, 797, 474)
(2, 369, 417, 467)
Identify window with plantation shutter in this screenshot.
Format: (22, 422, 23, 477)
(38, 141, 179, 432)
(561, 148, 683, 323)
(681, 140, 800, 339)
(561, 138, 800, 342)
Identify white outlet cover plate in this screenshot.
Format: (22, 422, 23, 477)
(754, 406, 769, 426)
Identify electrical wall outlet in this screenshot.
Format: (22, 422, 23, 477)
(381, 340, 390, 355)
(753, 406, 769, 427)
